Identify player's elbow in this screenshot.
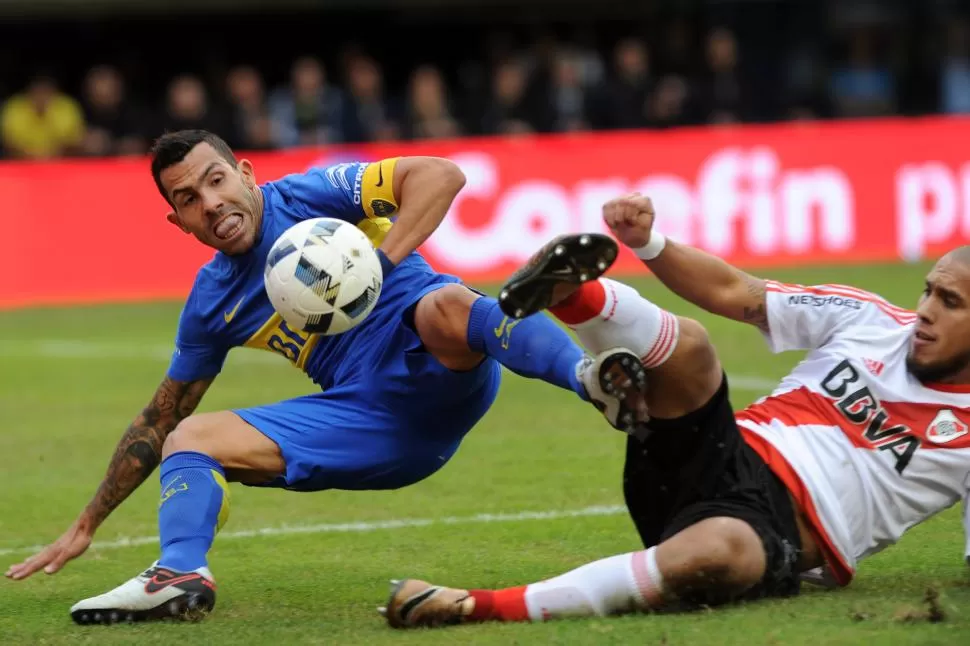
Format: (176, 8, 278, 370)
(422, 157, 465, 196)
(414, 157, 465, 198)
(398, 156, 466, 200)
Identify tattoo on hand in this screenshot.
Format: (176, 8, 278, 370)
(86, 377, 212, 525)
(741, 276, 770, 333)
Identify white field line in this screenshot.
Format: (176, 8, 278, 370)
(0, 341, 779, 557)
(0, 504, 629, 557)
(0, 339, 781, 392)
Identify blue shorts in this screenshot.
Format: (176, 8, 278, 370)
(234, 280, 502, 492)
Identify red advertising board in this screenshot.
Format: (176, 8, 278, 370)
(2, 117, 969, 309)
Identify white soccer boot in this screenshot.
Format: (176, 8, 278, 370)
(70, 561, 216, 625)
(579, 348, 651, 436)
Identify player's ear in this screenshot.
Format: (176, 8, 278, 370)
(238, 159, 256, 187)
(166, 211, 190, 234)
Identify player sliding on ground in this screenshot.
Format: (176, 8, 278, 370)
(382, 193, 970, 628)
(4, 130, 642, 624)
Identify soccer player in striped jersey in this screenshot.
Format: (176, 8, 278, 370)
(384, 193, 970, 628)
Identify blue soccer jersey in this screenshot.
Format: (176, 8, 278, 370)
(166, 157, 454, 390)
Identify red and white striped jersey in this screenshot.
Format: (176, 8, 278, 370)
(734, 281, 970, 587)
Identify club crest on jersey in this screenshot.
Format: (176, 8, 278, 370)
(370, 198, 397, 217)
(925, 410, 968, 444)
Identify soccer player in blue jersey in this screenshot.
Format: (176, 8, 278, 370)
(5, 130, 640, 624)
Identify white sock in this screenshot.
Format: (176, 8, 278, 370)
(553, 278, 679, 368)
(522, 547, 668, 621)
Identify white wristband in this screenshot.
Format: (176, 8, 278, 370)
(631, 232, 667, 261)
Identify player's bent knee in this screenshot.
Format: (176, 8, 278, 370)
(694, 518, 765, 583)
(645, 317, 722, 417)
(669, 318, 718, 374)
(162, 411, 285, 478)
(659, 517, 766, 603)
(414, 285, 484, 370)
(162, 417, 211, 458)
(415, 285, 476, 344)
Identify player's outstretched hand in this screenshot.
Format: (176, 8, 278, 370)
(602, 193, 655, 249)
(5, 519, 93, 580)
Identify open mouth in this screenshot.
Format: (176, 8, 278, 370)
(214, 213, 244, 240)
(913, 329, 935, 346)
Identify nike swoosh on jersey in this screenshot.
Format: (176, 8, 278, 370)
(224, 297, 244, 323)
(376, 162, 385, 187)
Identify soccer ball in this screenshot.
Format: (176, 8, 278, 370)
(264, 218, 383, 335)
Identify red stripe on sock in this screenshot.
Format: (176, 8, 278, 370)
(630, 551, 663, 607)
(641, 311, 677, 368)
(548, 280, 607, 326)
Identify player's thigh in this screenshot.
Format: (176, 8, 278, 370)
(624, 374, 764, 544)
(232, 388, 480, 492)
(379, 282, 503, 413)
(412, 283, 484, 371)
(163, 410, 285, 485)
(645, 316, 723, 419)
(624, 378, 802, 601)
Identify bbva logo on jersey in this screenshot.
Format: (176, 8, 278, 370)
(926, 409, 969, 444)
(821, 359, 920, 475)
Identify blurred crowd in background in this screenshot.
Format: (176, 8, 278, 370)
(1, 0, 968, 160)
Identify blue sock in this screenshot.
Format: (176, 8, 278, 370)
(157, 451, 230, 572)
(467, 297, 587, 399)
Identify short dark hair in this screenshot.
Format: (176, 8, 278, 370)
(150, 130, 238, 204)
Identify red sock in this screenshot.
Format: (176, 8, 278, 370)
(548, 280, 607, 326)
(468, 586, 529, 622)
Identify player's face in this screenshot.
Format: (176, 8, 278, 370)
(161, 142, 262, 255)
(907, 256, 970, 384)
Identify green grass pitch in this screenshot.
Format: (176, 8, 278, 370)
(1, 261, 969, 645)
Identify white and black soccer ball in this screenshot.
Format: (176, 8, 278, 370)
(264, 218, 383, 335)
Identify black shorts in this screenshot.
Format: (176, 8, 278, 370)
(623, 373, 802, 605)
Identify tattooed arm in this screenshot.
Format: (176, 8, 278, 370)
(603, 193, 770, 332)
(637, 238, 770, 333)
(5, 375, 214, 581)
(82, 376, 214, 530)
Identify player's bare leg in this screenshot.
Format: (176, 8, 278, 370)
(382, 516, 768, 627)
(70, 412, 284, 625)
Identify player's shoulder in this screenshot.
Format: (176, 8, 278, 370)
(262, 163, 373, 223)
(766, 281, 916, 327)
(268, 162, 368, 197)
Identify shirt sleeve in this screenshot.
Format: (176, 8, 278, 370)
(166, 286, 229, 382)
(284, 158, 401, 223)
(762, 281, 916, 353)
